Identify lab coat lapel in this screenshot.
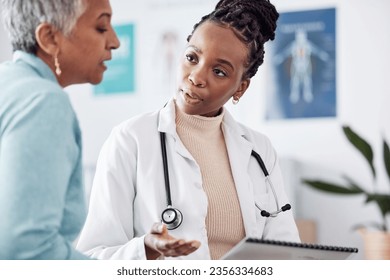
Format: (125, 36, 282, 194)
(158, 99, 194, 160)
(222, 111, 257, 237)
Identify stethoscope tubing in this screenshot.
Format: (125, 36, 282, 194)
(159, 129, 291, 228)
(160, 131, 173, 206)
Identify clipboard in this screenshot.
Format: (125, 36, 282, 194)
(221, 237, 359, 260)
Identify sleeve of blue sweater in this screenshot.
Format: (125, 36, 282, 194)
(0, 89, 90, 260)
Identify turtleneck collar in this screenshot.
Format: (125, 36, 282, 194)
(175, 101, 225, 135)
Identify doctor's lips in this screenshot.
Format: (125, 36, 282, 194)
(181, 89, 204, 104)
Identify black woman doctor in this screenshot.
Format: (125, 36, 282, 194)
(76, 0, 300, 260)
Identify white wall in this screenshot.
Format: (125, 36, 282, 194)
(1, 0, 389, 259)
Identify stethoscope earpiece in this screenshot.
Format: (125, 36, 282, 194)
(259, 203, 291, 217)
(161, 206, 183, 230)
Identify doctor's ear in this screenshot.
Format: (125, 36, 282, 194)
(35, 22, 61, 56)
(234, 78, 251, 100)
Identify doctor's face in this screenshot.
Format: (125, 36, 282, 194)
(175, 21, 250, 117)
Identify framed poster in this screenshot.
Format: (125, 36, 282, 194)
(267, 8, 336, 120)
(94, 23, 136, 95)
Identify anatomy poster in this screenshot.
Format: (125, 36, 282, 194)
(266, 8, 336, 120)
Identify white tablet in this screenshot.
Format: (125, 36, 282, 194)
(221, 237, 359, 260)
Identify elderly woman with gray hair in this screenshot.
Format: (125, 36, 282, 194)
(0, 0, 119, 259)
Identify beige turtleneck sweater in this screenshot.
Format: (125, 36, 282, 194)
(175, 104, 245, 260)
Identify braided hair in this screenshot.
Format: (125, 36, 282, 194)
(188, 0, 279, 79)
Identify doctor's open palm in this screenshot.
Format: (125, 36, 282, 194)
(144, 223, 201, 259)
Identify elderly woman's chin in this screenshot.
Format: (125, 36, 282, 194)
(89, 67, 107, 85)
(90, 75, 104, 85)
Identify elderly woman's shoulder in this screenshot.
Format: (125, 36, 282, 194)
(0, 60, 73, 124)
(0, 61, 65, 99)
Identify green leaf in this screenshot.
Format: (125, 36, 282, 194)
(365, 194, 390, 218)
(342, 126, 376, 178)
(342, 175, 367, 193)
(302, 179, 364, 194)
(384, 139, 390, 184)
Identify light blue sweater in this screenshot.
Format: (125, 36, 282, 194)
(0, 51, 89, 259)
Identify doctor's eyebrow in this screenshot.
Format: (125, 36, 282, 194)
(187, 44, 235, 71)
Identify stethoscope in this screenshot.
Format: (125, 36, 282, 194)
(159, 131, 291, 230)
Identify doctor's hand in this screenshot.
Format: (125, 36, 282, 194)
(144, 222, 201, 260)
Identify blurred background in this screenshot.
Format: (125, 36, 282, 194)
(1, 0, 389, 259)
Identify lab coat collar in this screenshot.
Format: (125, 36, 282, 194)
(157, 97, 255, 155)
(222, 109, 251, 141)
(157, 98, 193, 159)
(158, 98, 176, 136)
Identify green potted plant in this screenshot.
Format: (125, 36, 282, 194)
(303, 126, 390, 259)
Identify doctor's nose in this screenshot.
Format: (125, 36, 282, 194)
(188, 69, 206, 88)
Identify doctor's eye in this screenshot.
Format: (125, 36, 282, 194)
(213, 68, 227, 77)
(185, 53, 197, 64)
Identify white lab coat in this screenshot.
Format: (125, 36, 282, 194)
(76, 99, 300, 259)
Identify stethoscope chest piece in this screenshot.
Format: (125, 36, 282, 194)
(161, 206, 183, 230)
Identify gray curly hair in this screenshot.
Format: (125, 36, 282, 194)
(1, 0, 86, 53)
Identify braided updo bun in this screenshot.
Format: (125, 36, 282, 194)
(188, 0, 279, 79)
